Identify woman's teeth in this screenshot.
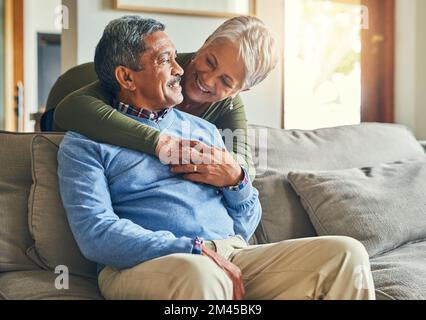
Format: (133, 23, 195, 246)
(196, 78, 210, 93)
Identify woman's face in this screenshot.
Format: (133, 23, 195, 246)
(184, 40, 246, 104)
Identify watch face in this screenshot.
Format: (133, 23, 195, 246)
(229, 184, 241, 191)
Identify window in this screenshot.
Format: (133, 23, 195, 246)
(284, 0, 394, 129)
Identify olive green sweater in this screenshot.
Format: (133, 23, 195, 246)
(53, 53, 255, 180)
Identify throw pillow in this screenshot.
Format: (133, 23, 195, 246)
(288, 159, 426, 257)
(28, 135, 97, 278)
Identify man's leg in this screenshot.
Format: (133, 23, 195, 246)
(230, 236, 375, 300)
(98, 253, 233, 300)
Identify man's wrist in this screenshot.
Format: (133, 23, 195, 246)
(191, 237, 205, 255)
(228, 165, 244, 187)
(226, 167, 248, 191)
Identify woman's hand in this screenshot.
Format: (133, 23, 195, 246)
(171, 144, 243, 187)
(155, 135, 244, 187)
(172, 141, 244, 188)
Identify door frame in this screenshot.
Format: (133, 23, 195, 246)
(4, 0, 24, 131)
(361, 0, 395, 123)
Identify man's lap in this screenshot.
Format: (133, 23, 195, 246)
(98, 236, 372, 300)
(98, 253, 232, 300)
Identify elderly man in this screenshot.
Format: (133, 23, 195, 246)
(58, 16, 375, 300)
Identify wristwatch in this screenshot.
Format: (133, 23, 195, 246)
(226, 168, 249, 191)
(192, 237, 205, 255)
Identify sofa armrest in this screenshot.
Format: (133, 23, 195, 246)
(419, 141, 426, 153)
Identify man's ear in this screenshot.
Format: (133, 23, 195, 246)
(115, 66, 136, 91)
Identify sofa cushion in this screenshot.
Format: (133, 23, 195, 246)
(28, 134, 97, 278)
(0, 270, 102, 300)
(371, 241, 426, 300)
(0, 132, 39, 272)
(420, 141, 426, 152)
(249, 123, 425, 243)
(287, 159, 426, 257)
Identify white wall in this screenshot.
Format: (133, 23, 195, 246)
(240, 0, 284, 129)
(395, 0, 426, 139)
(24, 0, 61, 131)
(61, 0, 284, 128)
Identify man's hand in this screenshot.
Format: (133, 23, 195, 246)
(201, 245, 245, 300)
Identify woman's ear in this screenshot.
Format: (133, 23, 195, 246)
(115, 66, 136, 91)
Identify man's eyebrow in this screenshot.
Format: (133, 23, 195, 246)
(156, 48, 177, 58)
(156, 50, 171, 58)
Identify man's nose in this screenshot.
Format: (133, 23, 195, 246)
(172, 59, 184, 76)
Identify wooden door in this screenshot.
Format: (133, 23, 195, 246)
(4, 0, 24, 131)
(361, 0, 395, 123)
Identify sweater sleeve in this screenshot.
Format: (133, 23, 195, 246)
(222, 180, 262, 243)
(211, 129, 261, 242)
(215, 95, 256, 181)
(54, 81, 161, 156)
(57, 134, 194, 270)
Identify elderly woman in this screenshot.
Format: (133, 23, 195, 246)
(51, 16, 278, 187)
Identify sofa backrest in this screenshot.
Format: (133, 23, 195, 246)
(0, 132, 45, 272)
(0, 131, 98, 278)
(249, 123, 426, 244)
(28, 134, 97, 278)
(420, 141, 426, 152)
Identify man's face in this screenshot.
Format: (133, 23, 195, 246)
(130, 31, 184, 109)
(184, 39, 246, 104)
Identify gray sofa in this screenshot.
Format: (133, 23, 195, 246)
(0, 123, 425, 300)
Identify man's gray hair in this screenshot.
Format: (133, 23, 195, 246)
(94, 16, 165, 95)
(205, 16, 278, 89)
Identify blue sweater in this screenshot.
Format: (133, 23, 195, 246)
(57, 108, 261, 271)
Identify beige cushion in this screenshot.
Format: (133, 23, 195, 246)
(0, 132, 39, 272)
(249, 123, 426, 244)
(288, 159, 426, 257)
(28, 135, 97, 278)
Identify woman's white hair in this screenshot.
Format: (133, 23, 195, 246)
(204, 16, 278, 89)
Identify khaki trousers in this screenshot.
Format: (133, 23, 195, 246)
(98, 235, 375, 300)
